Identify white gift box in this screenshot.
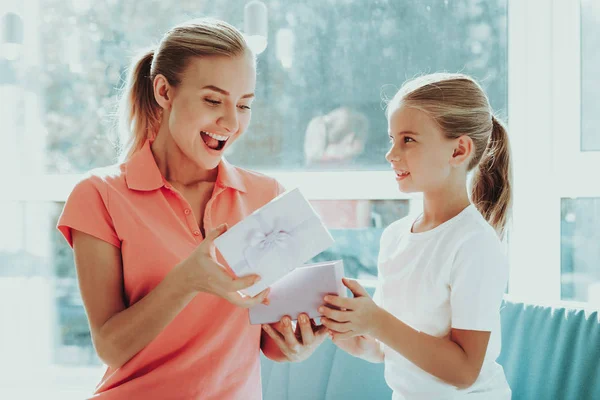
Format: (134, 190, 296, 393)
(214, 188, 335, 297)
(249, 260, 347, 325)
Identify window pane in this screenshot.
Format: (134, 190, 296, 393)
(310, 199, 410, 280)
(5, 0, 507, 174)
(561, 198, 600, 303)
(0, 201, 102, 398)
(581, 0, 600, 151)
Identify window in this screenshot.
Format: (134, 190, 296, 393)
(2, 0, 510, 396)
(561, 198, 600, 302)
(581, 0, 600, 152)
(557, 0, 600, 303)
(7, 0, 507, 174)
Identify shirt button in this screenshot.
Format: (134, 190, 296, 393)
(193, 230, 201, 236)
(184, 209, 191, 215)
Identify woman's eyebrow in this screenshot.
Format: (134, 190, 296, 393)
(201, 85, 254, 99)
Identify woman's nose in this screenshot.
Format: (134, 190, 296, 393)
(217, 105, 239, 133)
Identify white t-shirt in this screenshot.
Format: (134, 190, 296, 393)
(375, 205, 511, 400)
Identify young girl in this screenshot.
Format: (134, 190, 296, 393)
(320, 73, 512, 399)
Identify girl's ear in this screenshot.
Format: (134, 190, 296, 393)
(449, 135, 474, 167)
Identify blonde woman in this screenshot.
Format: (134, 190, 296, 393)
(58, 19, 326, 399)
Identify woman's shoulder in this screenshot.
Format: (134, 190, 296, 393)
(231, 165, 279, 185)
(70, 163, 127, 197)
(228, 164, 284, 199)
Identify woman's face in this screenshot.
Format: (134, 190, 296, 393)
(160, 54, 256, 170)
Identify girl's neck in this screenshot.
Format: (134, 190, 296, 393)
(413, 181, 471, 234)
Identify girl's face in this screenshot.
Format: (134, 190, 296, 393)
(385, 104, 458, 194)
(158, 54, 256, 170)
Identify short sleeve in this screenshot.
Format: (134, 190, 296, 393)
(450, 233, 508, 331)
(57, 175, 121, 249)
(274, 179, 286, 197)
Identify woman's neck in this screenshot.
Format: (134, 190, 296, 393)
(151, 129, 218, 188)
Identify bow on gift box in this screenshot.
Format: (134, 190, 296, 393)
(230, 211, 321, 278)
(247, 228, 292, 251)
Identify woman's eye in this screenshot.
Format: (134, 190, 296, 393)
(404, 137, 415, 143)
(205, 99, 221, 105)
(238, 105, 251, 110)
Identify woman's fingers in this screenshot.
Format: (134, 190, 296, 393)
(297, 314, 315, 345)
(227, 288, 270, 308)
(262, 324, 286, 349)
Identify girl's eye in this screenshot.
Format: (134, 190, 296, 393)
(404, 137, 415, 143)
(238, 105, 251, 110)
(205, 99, 221, 105)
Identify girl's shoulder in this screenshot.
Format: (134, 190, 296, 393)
(380, 216, 413, 247)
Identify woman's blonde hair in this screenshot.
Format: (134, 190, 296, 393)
(389, 73, 512, 238)
(117, 18, 252, 161)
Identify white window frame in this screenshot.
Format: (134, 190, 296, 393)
(8, 0, 596, 308)
(5, 3, 600, 393)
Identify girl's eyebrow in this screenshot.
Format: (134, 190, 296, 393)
(201, 85, 255, 99)
(389, 130, 419, 136)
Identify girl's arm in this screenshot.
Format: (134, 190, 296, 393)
(372, 308, 490, 388)
(321, 279, 490, 389)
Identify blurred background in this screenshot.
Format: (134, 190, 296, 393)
(0, 0, 598, 398)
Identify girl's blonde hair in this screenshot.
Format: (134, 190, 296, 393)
(390, 73, 512, 238)
(117, 18, 252, 161)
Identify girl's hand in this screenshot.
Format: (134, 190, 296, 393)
(330, 334, 384, 363)
(175, 224, 270, 308)
(320, 278, 383, 340)
(330, 334, 369, 357)
(261, 313, 328, 362)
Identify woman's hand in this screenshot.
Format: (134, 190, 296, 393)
(175, 224, 270, 308)
(320, 278, 384, 339)
(261, 313, 328, 362)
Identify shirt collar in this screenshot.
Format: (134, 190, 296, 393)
(125, 140, 247, 193)
(125, 140, 164, 191)
(216, 157, 247, 193)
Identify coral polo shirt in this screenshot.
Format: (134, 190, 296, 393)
(58, 140, 284, 399)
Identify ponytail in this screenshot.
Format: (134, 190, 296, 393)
(117, 49, 162, 161)
(471, 116, 513, 238)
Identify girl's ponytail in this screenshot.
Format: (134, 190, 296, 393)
(471, 115, 513, 238)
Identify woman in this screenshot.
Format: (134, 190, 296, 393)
(58, 18, 326, 399)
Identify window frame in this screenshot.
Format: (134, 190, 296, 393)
(5, 2, 600, 390)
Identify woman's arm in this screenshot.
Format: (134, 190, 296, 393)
(73, 230, 198, 368)
(73, 226, 268, 369)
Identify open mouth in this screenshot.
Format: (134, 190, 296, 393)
(200, 131, 230, 152)
(395, 170, 410, 179)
